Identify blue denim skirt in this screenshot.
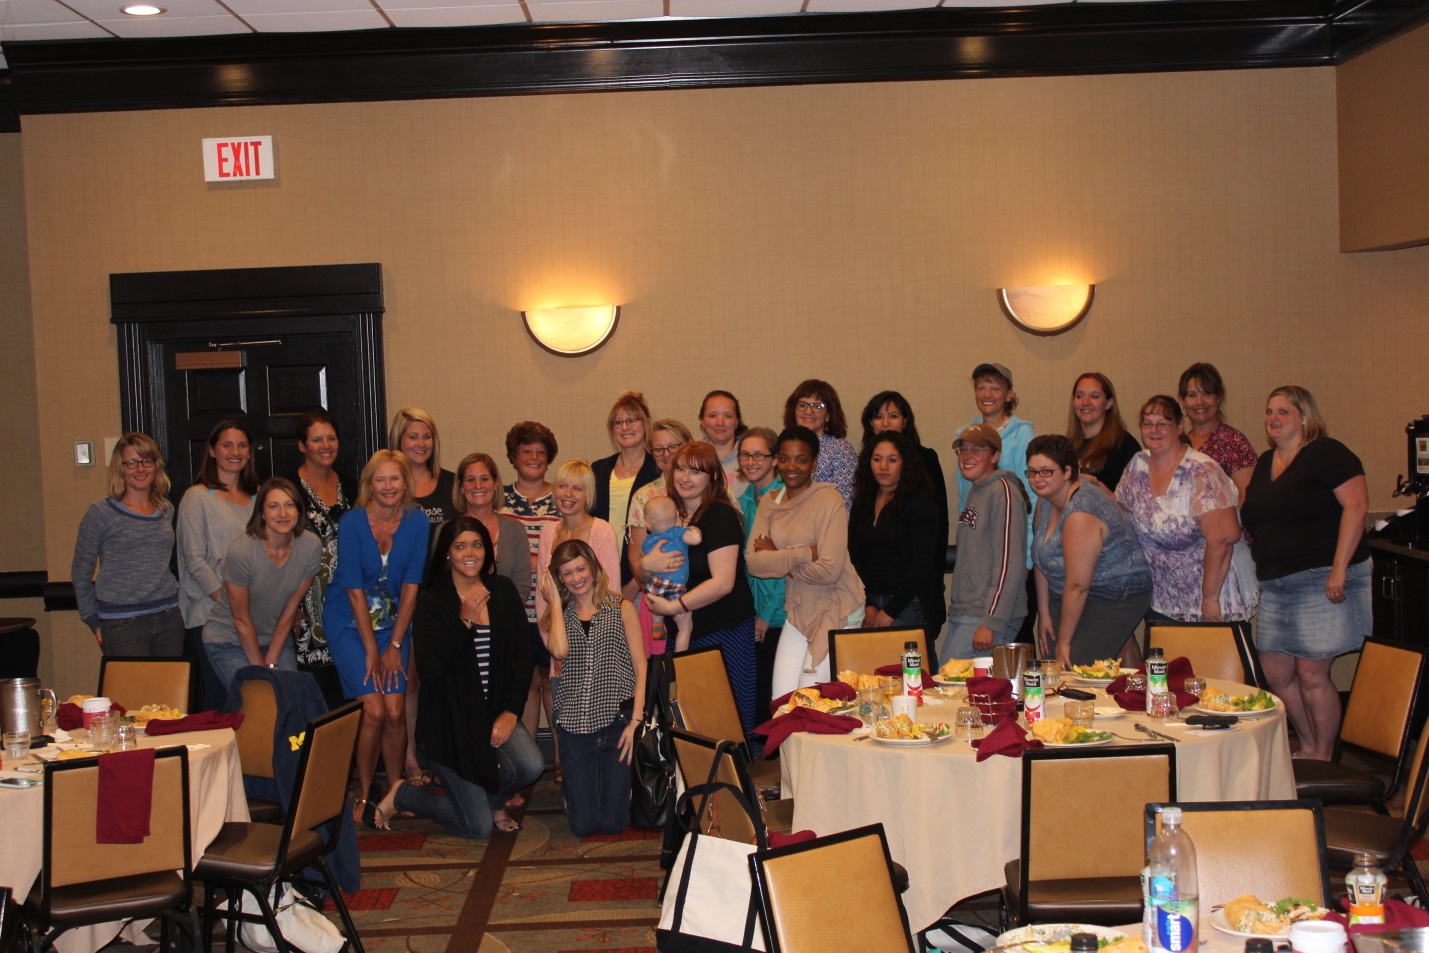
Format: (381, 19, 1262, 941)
(1256, 559, 1371, 660)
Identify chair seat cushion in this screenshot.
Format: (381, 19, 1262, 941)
(246, 798, 283, 823)
(1323, 808, 1401, 868)
(28, 872, 185, 926)
(1004, 859, 1143, 925)
(195, 822, 324, 882)
(1294, 761, 1388, 802)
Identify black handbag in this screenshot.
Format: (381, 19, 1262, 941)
(630, 653, 676, 831)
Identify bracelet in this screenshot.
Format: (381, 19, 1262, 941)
(678, 596, 690, 612)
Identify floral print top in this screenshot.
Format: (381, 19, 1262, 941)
(290, 472, 349, 666)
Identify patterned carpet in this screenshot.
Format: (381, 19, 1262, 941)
(337, 769, 662, 953)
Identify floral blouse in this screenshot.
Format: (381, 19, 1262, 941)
(291, 473, 349, 666)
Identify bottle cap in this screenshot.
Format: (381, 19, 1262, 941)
(1355, 852, 1375, 867)
(1070, 934, 1099, 953)
(904, 641, 918, 651)
(1162, 806, 1182, 824)
(1244, 939, 1274, 953)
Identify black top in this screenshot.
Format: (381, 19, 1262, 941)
(849, 488, 942, 619)
(411, 573, 534, 792)
(1078, 431, 1141, 492)
(414, 468, 460, 529)
(1241, 437, 1369, 581)
(590, 451, 662, 587)
(685, 502, 755, 637)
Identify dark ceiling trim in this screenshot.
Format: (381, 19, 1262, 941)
(1, 0, 1426, 117)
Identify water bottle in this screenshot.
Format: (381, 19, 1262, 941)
(1023, 658, 1045, 724)
(1146, 806, 1198, 953)
(902, 641, 923, 703)
(1346, 852, 1387, 924)
(1146, 647, 1168, 712)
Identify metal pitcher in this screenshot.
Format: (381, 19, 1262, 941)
(991, 644, 1032, 680)
(1, 678, 58, 736)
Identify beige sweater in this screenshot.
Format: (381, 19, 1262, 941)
(745, 482, 864, 666)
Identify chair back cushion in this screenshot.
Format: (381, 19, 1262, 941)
(1341, 640, 1424, 760)
(672, 646, 746, 743)
(672, 730, 760, 844)
(99, 658, 193, 714)
(234, 679, 278, 780)
(1145, 624, 1248, 684)
(829, 628, 928, 679)
(289, 704, 361, 836)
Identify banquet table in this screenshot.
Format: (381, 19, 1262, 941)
(779, 678, 1295, 933)
(0, 727, 250, 953)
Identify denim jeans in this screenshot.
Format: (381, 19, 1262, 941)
(101, 607, 184, 657)
(394, 724, 544, 839)
(203, 640, 297, 699)
(556, 710, 632, 837)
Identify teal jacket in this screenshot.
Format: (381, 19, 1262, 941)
(739, 477, 787, 627)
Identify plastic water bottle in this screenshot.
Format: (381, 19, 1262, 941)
(1146, 806, 1198, 953)
(1146, 647, 1168, 712)
(902, 641, 923, 703)
(1346, 852, 1387, 924)
(1023, 658, 1045, 724)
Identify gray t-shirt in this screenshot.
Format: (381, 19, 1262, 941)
(203, 532, 322, 647)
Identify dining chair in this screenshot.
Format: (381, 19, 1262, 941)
(195, 701, 364, 953)
(1295, 637, 1426, 812)
(1323, 716, 1429, 906)
(670, 645, 781, 797)
(748, 824, 914, 953)
(1142, 621, 1261, 687)
(0, 886, 15, 953)
(1144, 800, 1331, 910)
(27, 747, 194, 953)
(233, 677, 283, 823)
(827, 626, 928, 678)
(670, 728, 793, 846)
(97, 656, 193, 714)
(1003, 743, 1176, 930)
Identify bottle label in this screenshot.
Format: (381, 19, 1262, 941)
(903, 652, 923, 699)
(1154, 901, 1197, 953)
(1148, 657, 1168, 708)
(1024, 673, 1044, 723)
(1349, 882, 1386, 924)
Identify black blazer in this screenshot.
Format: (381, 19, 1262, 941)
(590, 451, 662, 586)
(412, 573, 534, 792)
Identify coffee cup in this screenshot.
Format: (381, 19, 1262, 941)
(891, 696, 918, 721)
(973, 657, 994, 677)
(1289, 919, 1347, 953)
(82, 696, 111, 729)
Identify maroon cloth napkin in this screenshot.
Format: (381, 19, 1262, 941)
(768, 681, 856, 716)
(96, 747, 155, 844)
(970, 718, 1044, 762)
(1108, 657, 1198, 711)
(768, 829, 818, 848)
(874, 664, 934, 691)
(57, 701, 127, 731)
(965, 676, 1012, 701)
(144, 710, 244, 736)
(1325, 898, 1429, 933)
(753, 707, 861, 753)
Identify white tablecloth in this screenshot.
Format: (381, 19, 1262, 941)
(0, 727, 250, 953)
(779, 679, 1296, 933)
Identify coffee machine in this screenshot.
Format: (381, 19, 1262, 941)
(1391, 415, 1429, 547)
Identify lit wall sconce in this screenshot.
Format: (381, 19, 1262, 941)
(521, 305, 621, 356)
(996, 284, 1095, 336)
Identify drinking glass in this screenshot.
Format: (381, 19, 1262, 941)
(879, 676, 902, 706)
(856, 687, 888, 727)
(1126, 673, 1147, 694)
(1183, 677, 1207, 702)
(1148, 692, 1177, 723)
(1040, 660, 1062, 694)
(89, 711, 117, 749)
(4, 729, 29, 761)
(1063, 700, 1094, 728)
(115, 720, 138, 751)
(955, 706, 985, 742)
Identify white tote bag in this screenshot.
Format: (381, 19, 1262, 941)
(655, 828, 765, 952)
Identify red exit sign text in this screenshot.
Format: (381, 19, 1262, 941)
(202, 137, 275, 182)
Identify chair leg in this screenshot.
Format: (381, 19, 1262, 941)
(316, 857, 364, 953)
(250, 886, 292, 953)
(1404, 857, 1429, 908)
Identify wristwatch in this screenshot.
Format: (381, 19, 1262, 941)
(391, 640, 403, 650)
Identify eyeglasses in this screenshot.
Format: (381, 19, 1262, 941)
(652, 443, 684, 457)
(1141, 420, 1178, 431)
(611, 417, 642, 429)
(795, 401, 826, 412)
(957, 444, 990, 456)
(1024, 467, 1061, 479)
(738, 451, 772, 462)
(121, 458, 157, 471)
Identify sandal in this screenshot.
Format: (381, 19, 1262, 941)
(505, 793, 526, 809)
(404, 770, 434, 788)
(492, 815, 521, 834)
(361, 799, 391, 832)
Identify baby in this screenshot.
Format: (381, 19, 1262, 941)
(641, 494, 703, 649)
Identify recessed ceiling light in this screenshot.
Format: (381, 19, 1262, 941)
(121, 4, 166, 15)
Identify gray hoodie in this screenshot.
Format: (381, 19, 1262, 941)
(948, 468, 1029, 632)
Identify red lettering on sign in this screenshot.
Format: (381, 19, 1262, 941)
(249, 141, 263, 176)
(230, 141, 247, 176)
(216, 141, 231, 177)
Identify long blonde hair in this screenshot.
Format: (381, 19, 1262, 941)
(388, 407, 442, 477)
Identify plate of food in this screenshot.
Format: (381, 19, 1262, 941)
(871, 716, 952, 746)
(934, 659, 975, 685)
(994, 923, 1135, 953)
(1194, 688, 1277, 718)
(1069, 659, 1130, 686)
(131, 704, 184, 723)
(1210, 895, 1329, 940)
(776, 687, 853, 716)
(1030, 718, 1115, 746)
(1093, 707, 1126, 720)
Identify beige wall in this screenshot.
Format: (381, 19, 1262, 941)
(1338, 19, 1429, 251)
(15, 65, 1429, 692)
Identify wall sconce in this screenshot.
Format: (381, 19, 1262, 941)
(521, 305, 620, 356)
(996, 284, 1095, 336)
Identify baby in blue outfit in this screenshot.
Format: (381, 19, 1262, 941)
(641, 495, 703, 649)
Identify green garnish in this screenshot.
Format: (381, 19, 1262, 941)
(1271, 898, 1318, 915)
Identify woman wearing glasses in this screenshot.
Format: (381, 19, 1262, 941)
(783, 379, 859, 511)
(591, 392, 661, 599)
(1027, 434, 1153, 668)
(72, 432, 185, 656)
(626, 418, 694, 653)
(736, 426, 785, 717)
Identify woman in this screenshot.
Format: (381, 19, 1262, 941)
(736, 427, 786, 719)
(177, 419, 260, 708)
(1066, 372, 1141, 491)
(533, 459, 623, 625)
(746, 427, 864, 700)
(955, 363, 1036, 517)
(502, 421, 562, 780)
(1027, 434, 1153, 668)
(325, 450, 429, 824)
(367, 517, 542, 835)
(1241, 386, 1370, 761)
(698, 390, 748, 488)
(626, 418, 695, 654)
(849, 430, 942, 630)
(71, 433, 183, 656)
(1179, 362, 1259, 499)
(286, 408, 350, 707)
(859, 391, 949, 653)
(390, 407, 459, 530)
(644, 443, 758, 734)
(202, 477, 322, 691)
(1116, 396, 1257, 623)
(591, 392, 661, 598)
(538, 540, 646, 837)
(784, 380, 858, 512)
(452, 452, 531, 599)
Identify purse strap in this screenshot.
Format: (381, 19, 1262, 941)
(674, 740, 761, 840)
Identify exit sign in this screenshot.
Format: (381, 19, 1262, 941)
(202, 136, 275, 182)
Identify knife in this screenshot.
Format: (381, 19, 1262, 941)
(1135, 722, 1179, 743)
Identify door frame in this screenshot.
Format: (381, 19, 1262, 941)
(109, 262, 387, 480)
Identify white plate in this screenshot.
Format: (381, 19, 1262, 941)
(870, 732, 953, 747)
(932, 674, 969, 686)
(1193, 700, 1277, 719)
(1093, 707, 1125, 720)
(1042, 735, 1115, 747)
(996, 924, 1127, 948)
(1070, 676, 1117, 687)
(1208, 908, 1304, 941)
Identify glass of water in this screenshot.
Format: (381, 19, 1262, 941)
(4, 729, 30, 761)
(955, 706, 985, 742)
(1183, 677, 1207, 702)
(1148, 692, 1178, 723)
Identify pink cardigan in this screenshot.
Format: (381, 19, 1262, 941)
(534, 517, 623, 632)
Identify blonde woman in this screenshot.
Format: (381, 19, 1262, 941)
(591, 392, 661, 598)
(390, 407, 458, 530)
(71, 432, 183, 655)
(626, 418, 694, 653)
(534, 459, 622, 625)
